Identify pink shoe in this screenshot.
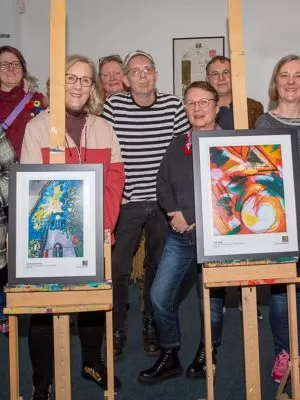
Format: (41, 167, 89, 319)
(271, 350, 289, 383)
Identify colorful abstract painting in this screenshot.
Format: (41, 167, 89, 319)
(28, 180, 84, 258)
(210, 144, 287, 236)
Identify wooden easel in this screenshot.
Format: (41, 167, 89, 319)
(5, 1, 116, 399)
(5, 233, 115, 400)
(201, 262, 300, 400)
(199, 1, 300, 399)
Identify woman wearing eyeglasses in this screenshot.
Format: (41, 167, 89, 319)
(255, 54, 300, 384)
(0, 46, 45, 334)
(138, 81, 224, 385)
(0, 46, 45, 161)
(98, 54, 127, 103)
(21, 54, 125, 399)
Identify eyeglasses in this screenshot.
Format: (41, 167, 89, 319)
(207, 69, 231, 80)
(99, 54, 122, 66)
(185, 98, 216, 110)
(65, 74, 94, 87)
(126, 66, 155, 79)
(0, 61, 22, 71)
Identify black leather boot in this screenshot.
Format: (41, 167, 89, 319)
(82, 359, 121, 391)
(185, 343, 217, 379)
(113, 330, 126, 361)
(138, 348, 182, 384)
(143, 318, 160, 356)
(31, 381, 52, 400)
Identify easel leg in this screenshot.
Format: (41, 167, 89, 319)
(104, 309, 115, 400)
(276, 364, 291, 400)
(287, 283, 300, 397)
(8, 315, 22, 400)
(53, 314, 71, 400)
(203, 281, 214, 400)
(241, 287, 261, 400)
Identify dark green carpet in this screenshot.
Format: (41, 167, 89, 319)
(0, 285, 286, 400)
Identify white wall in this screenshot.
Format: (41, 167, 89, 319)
(0, 0, 21, 49)
(1, 0, 300, 109)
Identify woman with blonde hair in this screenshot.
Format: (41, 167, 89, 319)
(256, 54, 300, 384)
(98, 54, 127, 103)
(21, 54, 125, 399)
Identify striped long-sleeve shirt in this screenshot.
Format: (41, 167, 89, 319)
(102, 92, 190, 202)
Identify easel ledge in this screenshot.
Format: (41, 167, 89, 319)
(205, 257, 298, 267)
(5, 281, 112, 292)
(203, 262, 299, 288)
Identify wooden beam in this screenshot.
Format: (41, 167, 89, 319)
(203, 283, 214, 399)
(203, 263, 297, 285)
(241, 287, 261, 399)
(287, 284, 300, 396)
(49, 0, 66, 164)
(8, 316, 20, 400)
(54, 315, 71, 400)
(6, 289, 112, 308)
(228, 0, 248, 129)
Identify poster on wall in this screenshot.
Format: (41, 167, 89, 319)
(173, 36, 225, 99)
(192, 128, 300, 263)
(8, 164, 104, 285)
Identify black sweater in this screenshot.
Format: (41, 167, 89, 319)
(157, 133, 195, 225)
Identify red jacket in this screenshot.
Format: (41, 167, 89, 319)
(0, 81, 45, 161)
(21, 110, 125, 241)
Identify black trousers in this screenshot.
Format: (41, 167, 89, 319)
(29, 311, 105, 386)
(112, 201, 168, 331)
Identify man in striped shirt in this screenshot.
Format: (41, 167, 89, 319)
(102, 50, 190, 360)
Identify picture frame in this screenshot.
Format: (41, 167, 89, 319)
(173, 36, 225, 99)
(8, 164, 104, 285)
(192, 128, 300, 263)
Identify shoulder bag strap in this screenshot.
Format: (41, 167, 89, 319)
(1, 91, 34, 130)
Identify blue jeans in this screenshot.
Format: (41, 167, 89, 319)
(151, 230, 224, 349)
(269, 283, 300, 354)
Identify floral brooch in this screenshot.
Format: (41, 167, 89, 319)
(26, 99, 44, 117)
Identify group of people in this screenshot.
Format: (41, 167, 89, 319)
(0, 43, 300, 399)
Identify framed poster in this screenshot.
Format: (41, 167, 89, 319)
(192, 128, 300, 263)
(8, 164, 104, 285)
(173, 36, 225, 99)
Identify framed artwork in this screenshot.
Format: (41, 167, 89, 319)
(173, 36, 225, 99)
(192, 128, 300, 263)
(8, 164, 104, 285)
